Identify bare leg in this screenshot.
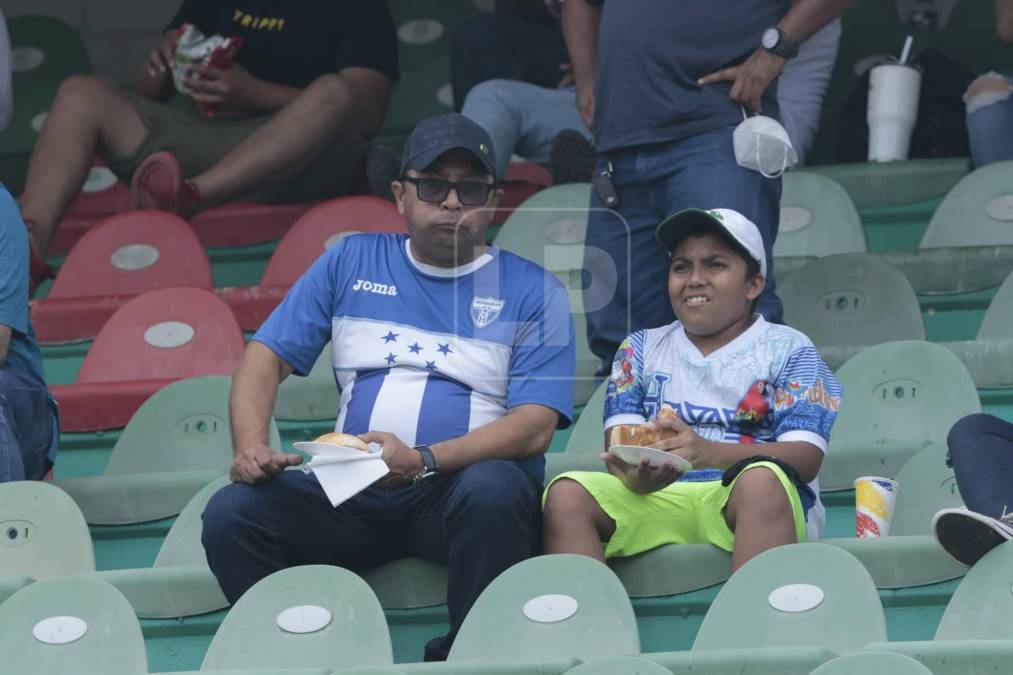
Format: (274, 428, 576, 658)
(724, 467, 798, 571)
(542, 478, 616, 561)
(191, 74, 363, 205)
(20, 75, 149, 254)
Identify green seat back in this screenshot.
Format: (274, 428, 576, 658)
(494, 184, 600, 406)
(565, 657, 672, 675)
(0, 576, 147, 674)
(52, 376, 281, 525)
(545, 380, 609, 482)
(806, 160, 969, 210)
(890, 443, 963, 536)
(775, 172, 866, 257)
(0, 481, 94, 578)
(867, 640, 1013, 675)
(921, 161, 1013, 248)
(781, 254, 924, 349)
(935, 540, 1013, 640)
(809, 652, 933, 675)
(274, 344, 339, 421)
(361, 557, 448, 609)
(155, 476, 231, 568)
(978, 269, 1013, 340)
(202, 564, 393, 670)
(822, 341, 980, 490)
(693, 543, 886, 654)
(941, 270, 1013, 388)
(823, 536, 966, 589)
(449, 554, 639, 662)
(609, 544, 732, 597)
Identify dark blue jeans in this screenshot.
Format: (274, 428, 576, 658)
(451, 12, 568, 111)
(0, 364, 56, 481)
(201, 459, 541, 661)
(583, 126, 784, 369)
(947, 413, 1013, 520)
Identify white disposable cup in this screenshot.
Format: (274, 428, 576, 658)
(867, 63, 922, 162)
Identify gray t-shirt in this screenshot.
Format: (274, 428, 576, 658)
(590, 0, 791, 153)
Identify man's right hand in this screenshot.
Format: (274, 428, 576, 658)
(145, 29, 181, 80)
(230, 444, 303, 484)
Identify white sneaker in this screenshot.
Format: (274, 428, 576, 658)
(932, 506, 1013, 567)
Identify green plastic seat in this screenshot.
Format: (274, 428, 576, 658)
(935, 540, 1013, 640)
(921, 161, 1013, 249)
(274, 344, 339, 421)
(545, 379, 608, 482)
(878, 246, 1013, 296)
(90, 477, 230, 619)
(780, 254, 924, 353)
(52, 376, 282, 525)
(942, 269, 1013, 388)
(202, 564, 393, 670)
(0, 481, 94, 579)
(807, 159, 969, 210)
(693, 543, 886, 654)
(821, 341, 980, 491)
(493, 184, 601, 406)
(564, 657, 672, 675)
(361, 557, 448, 609)
(809, 652, 932, 675)
(608, 544, 732, 598)
(399, 659, 579, 675)
(820, 536, 966, 589)
(889, 442, 963, 536)
(775, 172, 866, 258)
(0, 576, 147, 674)
(646, 646, 834, 675)
(448, 554, 639, 662)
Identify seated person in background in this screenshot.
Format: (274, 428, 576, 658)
(0, 184, 58, 482)
(20, 0, 398, 292)
(201, 113, 575, 662)
(542, 209, 841, 571)
(933, 413, 1013, 566)
(451, 0, 569, 111)
(964, 0, 1013, 167)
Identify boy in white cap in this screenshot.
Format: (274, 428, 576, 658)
(543, 208, 842, 570)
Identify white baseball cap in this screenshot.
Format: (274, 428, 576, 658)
(655, 208, 767, 278)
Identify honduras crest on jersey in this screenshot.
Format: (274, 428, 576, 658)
(471, 296, 505, 328)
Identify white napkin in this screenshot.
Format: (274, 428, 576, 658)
(293, 442, 390, 507)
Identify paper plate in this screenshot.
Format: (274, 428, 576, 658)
(293, 442, 379, 462)
(609, 445, 691, 472)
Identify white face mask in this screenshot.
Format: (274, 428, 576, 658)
(733, 112, 798, 179)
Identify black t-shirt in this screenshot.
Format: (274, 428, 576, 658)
(168, 0, 399, 88)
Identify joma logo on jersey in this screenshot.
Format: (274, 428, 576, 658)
(352, 279, 398, 296)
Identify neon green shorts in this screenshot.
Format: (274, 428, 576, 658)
(545, 461, 808, 559)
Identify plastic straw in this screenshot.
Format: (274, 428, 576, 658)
(899, 35, 913, 64)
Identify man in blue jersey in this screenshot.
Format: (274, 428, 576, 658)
(202, 113, 576, 661)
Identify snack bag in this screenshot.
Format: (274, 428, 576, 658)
(172, 23, 244, 117)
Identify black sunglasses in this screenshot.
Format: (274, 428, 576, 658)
(401, 176, 494, 206)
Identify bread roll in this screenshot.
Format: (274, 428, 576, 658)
(608, 405, 681, 448)
(313, 432, 370, 453)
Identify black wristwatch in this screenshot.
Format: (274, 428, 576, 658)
(761, 27, 799, 60)
(412, 444, 440, 485)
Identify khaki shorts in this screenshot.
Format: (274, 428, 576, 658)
(105, 90, 366, 204)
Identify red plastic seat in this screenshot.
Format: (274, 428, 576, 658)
(31, 210, 213, 344)
(50, 287, 245, 432)
(219, 196, 405, 330)
(46, 163, 132, 255)
(190, 200, 320, 248)
(494, 162, 553, 225)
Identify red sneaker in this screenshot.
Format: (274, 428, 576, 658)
(130, 151, 201, 216)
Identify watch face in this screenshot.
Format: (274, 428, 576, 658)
(762, 28, 780, 50)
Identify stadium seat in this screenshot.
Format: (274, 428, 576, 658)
(544, 379, 609, 482)
(398, 659, 578, 675)
(889, 442, 963, 536)
(492, 184, 601, 406)
(361, 557, 448, 610)
(190, 200, 321, 248)
(809, 652, 932, 675)
(934, 540, 1013, 640)
(942, 268, 1013, 387)
(821, 536, 966, 589)
(448, 554, 639, 662)
(780, 253, 924, 355)
(920, 160, 1013, 248)
(645, 646, 835, 675)
(693, 543, 886, 653)
(274, 345, 340, 421)
(219, 196, 406, 330)
(52, 376, 281, 525)
(821, 341, 980, 491)
(877, 245, 1013, 296)
(91, 477, 230, 619)
(774, 172, 866, 258)
(49, 287, 245, 431)
(47, 163, 133, 255)
(866, 640, 1013, 675)
(608, 544, 732, 598)
(201, 564, 393, 671)
(32, 210, 213, 344)
(563, 657, 673, 675)
(806, 159, 969, 210)
(0, 481, 94, 604)
(0, 576, 147, 675)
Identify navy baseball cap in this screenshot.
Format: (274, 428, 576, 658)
(400, 113, 498, 181)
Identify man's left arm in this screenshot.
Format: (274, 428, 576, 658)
(0, 325, 10, 366)
(698, 0, 855, 112)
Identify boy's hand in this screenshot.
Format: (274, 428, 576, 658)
(145, 29, 181, 79)
(602, 452, 683, 494)
(185, 62, 262, 113)
(646, 414, 714, 468)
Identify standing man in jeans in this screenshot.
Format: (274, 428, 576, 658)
(0, 184, 58, 481)
(563, 0, 852, 370)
